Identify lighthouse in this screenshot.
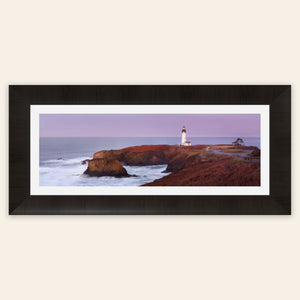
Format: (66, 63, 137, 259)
(181, 126, 191, 146)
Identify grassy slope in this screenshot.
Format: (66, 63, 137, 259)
(144, 157, 260, 186)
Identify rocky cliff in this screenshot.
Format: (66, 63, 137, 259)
(93, 145, 170, 165)
(83, 144, 260, 185)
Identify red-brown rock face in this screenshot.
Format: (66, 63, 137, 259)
(84, 158, 129, 177)
(83, 144, 260, 185)
(93, 145, 170, 166)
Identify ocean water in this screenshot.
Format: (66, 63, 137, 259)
(40, 137, 260, 186)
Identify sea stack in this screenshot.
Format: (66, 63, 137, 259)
(83, 158, 129, 177)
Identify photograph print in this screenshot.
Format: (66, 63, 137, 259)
(38, 113, 262, 188)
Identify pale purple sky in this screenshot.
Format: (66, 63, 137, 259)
(39, 114, 260, 137)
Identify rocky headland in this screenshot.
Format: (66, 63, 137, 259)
(83, 144, 260, 186)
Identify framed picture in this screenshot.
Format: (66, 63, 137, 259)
(9, 85, 291, 215)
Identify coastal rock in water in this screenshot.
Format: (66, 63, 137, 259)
(81, 159, 90, 165)
(83, 159, 129, 177)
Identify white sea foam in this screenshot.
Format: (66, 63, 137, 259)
(39, 157, 170, 186)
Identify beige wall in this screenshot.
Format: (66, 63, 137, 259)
(0, 1, 299, 299)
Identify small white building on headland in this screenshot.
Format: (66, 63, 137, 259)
(181, 126, 192, 146)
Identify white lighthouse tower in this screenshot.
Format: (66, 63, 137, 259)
(181, 126, 191, 146)
(181, 126, 187, 145)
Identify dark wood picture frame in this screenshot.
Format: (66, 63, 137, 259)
(9, 85, 291, 215)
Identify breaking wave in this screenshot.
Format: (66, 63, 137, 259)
(39, 157, 169, 186)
